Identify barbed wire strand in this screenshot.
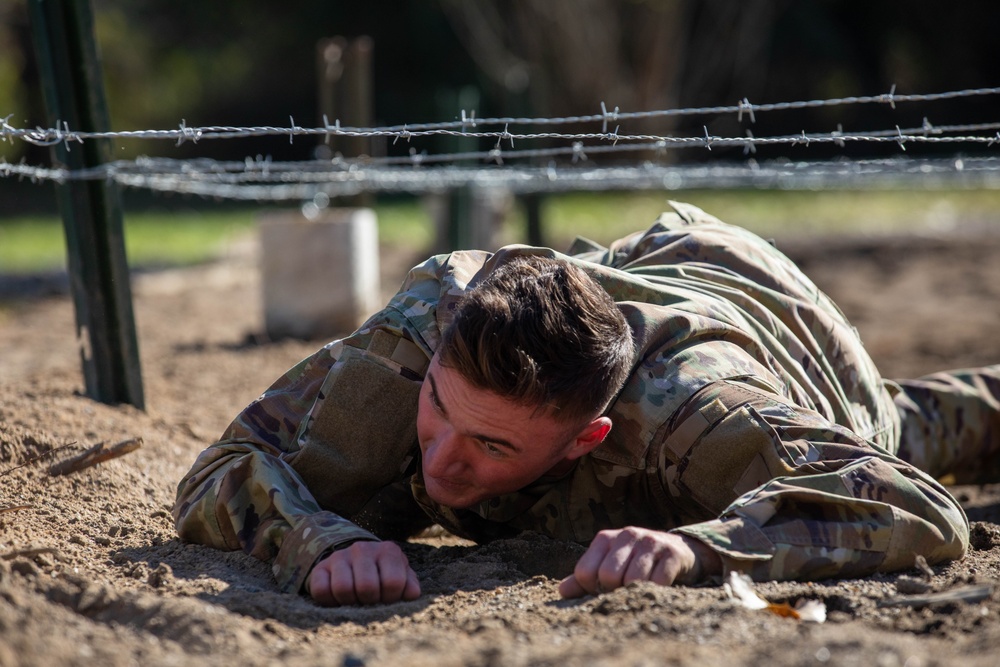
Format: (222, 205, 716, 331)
(7, 157, 998, 201)
(3, 85, 1000, 147)
(3, 85, 999, 201)
(4, 121, 1000, 185)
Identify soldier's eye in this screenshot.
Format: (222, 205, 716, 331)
(483, 442, 505, 458)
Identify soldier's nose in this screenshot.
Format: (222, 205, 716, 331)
(424, 433, 464, 476)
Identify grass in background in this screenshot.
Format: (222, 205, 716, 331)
(0, 199, 438, 274)
(0, 210, 257, 273)
(0, 216, 68, 272)
(2, 190, 999, 273)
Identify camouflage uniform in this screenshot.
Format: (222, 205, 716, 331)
(174, 201, 990, 595)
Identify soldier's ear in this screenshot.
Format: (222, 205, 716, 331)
(564, 417, 612, 461)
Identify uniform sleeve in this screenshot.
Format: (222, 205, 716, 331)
(172, 344, 385, 594)
(172, 255, 452, 594)
(665, 379, 970, 582)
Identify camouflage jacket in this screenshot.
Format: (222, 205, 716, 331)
(174, 201, 969, 594)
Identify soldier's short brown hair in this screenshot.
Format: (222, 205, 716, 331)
(439, 253, 634, 425)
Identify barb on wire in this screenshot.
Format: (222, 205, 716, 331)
(176, 119, 201, 146)
(881, 84, 897, 110)
(392, 125, 412, 145)
(0, 113, 12, 143)
(600, 101, 620, 133)
(501, 123, 514, 148)
(831, 124, 845, 148)
(702, 126, 715, 151)
(460, 109, 476, 132)
(321, 115, 346, 145)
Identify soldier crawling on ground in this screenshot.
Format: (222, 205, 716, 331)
(174, 202, 999, 606)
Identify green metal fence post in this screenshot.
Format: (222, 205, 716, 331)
(27, 0, 144, 409)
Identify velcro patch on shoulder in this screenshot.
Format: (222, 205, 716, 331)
(289, 357, 420, 517)
(368, 329, 429, 377)
(678, 404, 790, 515)
(663, 398, 727, 462)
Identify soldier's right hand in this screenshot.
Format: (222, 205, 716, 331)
(307, 540, 421, 606)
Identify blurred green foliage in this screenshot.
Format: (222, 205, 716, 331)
(3, 1, 999, 165)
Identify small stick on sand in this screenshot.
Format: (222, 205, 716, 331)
(48, 437, 143, 476)
(0, 442, 78, 477)
(877, 584, 994, 609)
(0, 505, 33, 515)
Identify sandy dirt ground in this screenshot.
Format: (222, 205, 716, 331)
(3, 215, 1000, 667)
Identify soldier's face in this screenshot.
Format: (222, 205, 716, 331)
(416, 356, 586, 509)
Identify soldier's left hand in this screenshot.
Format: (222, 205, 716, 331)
(559, 527, 721, 598)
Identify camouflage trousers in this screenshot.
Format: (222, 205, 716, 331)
(893, 365, 1000, 483)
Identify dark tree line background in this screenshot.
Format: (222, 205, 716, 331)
(2, 0, 998, 173)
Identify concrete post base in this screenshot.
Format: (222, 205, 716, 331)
(259, 208, 380, 340)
